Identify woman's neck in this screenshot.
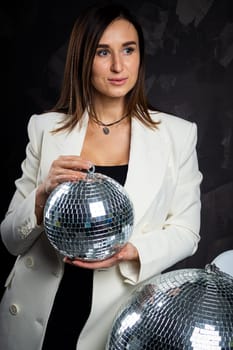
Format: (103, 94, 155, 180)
(92, 96, 126, 123)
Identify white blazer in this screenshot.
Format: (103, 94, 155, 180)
(0, 111, 202, 350)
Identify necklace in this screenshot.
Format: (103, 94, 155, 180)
(91, 114, 128, 135)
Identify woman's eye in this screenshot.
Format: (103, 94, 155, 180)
(123, 47, 135, 55)
(96, 49, 109, 57)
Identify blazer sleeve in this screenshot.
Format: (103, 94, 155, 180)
(119, 122, 202, 285)
(0, 115, 45, 255)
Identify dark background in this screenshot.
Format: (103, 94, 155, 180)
(1, 0, 233, 298)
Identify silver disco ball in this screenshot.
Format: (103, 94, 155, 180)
(106, 264, 233, 349)
(43, 167, 134, 261)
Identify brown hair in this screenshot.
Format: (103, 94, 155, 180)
(50, 2, 159, 133)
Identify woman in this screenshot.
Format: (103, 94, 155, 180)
(0, 2, 202, 350)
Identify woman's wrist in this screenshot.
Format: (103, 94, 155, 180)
(35, 184, 50, 208)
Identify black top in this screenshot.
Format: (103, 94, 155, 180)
(42, 165, 128, 350)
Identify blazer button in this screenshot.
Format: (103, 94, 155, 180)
(9, 304, 20, 315)
(142, 224, 150, 233)
(52, 271, 60, 278)
(25, 256, 34, 268)
(19, 230, 27, 239)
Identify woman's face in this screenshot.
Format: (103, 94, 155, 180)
(91, 19, 140, 100)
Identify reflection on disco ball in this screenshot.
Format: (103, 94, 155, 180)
(106, 264, 233, 349)
(43, 169, 134, 261)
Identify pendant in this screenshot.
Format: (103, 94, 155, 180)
(103, 127, 110, 135)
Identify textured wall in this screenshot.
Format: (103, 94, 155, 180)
(1, 0, 233, 296)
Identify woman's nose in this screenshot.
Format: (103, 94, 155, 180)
(110, 54, 123, 72)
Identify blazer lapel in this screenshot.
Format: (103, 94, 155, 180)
(44, 112, 88, 156)
(54, 112, 89, 156)
(39, 112, 89, 181)
(124, 118, 171, 225)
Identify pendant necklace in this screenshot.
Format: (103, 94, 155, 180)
(91, 114, 128, 135)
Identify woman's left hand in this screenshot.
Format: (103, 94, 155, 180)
(64, 242, 139, 269)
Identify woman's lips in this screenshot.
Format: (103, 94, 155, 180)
(108, 78, 128, 85)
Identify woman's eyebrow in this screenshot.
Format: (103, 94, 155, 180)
(97, 41, 137, 48)
(122, 41, 137, 47)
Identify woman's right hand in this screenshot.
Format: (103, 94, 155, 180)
(35, 155, 93, 223)
(41, 155, 93, 195)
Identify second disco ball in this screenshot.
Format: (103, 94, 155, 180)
(43, 167, 134, 261)
(106, 264, 233, 349)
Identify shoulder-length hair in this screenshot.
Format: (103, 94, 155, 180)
(50, 2, 159, 133)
